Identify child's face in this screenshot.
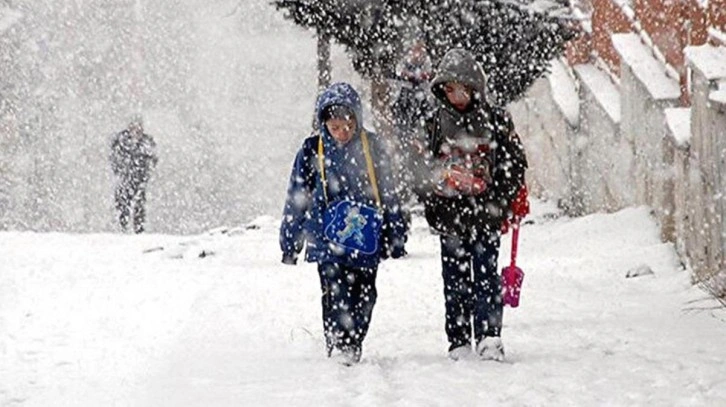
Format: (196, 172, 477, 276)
(410, 41, 427, 62)
(325, 117, 357, 144)
(443, 82, 472, 111)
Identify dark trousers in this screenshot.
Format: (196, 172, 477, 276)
(440, 232, 502, 350)
(115, 181, 147, 233)
(317, 263, 378, 354)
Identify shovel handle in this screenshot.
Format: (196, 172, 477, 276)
(510, 220, 520, 267)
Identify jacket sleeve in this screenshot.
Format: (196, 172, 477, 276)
(489, 113, 528, 220)
(279, 141, 315, 264)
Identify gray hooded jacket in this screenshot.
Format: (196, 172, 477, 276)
(420, 49, 527, 237)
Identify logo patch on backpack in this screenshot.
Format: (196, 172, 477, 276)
(324, 200, 382, 256)
(336, 206, 368, 245)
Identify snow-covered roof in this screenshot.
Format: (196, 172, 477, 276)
(612, 33, 680, 101)
(547, 59, 580, 127)
(571, 7, 592, 34)
(685, 44, 726, 81)
(0, 7, 22, 34)
(611, 0, 635, 20)
(664, 107, 691, 148)
(708, 28, 726, 46)
(574, 63, 621, 124)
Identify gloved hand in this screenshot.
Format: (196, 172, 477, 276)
(501, 185, 529, 234)
(390, 245, 407, 259)
(434, 165, 487, 197)
(281, 253, 298, 265)
(511, 185, 530, 219)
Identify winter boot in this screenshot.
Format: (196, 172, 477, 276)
(476, 336, 505, 362)
(447, 344, 473, 361)
(331, 346, 361, 366)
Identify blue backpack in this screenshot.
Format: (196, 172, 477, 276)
(318, 132, 383, 264)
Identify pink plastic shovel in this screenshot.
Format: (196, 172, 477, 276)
(502, 221, 524, 307)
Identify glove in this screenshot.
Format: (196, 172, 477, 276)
(511, 185, 530, 219)
(390, 245, 407, 259)
(281, 253, 298, 265)
(435, 165, 487, 197)
(501, 185, 530, 234)
(447, 166, 487, 195)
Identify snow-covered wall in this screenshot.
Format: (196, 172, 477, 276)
(574, 63, 633, 213)
(685, 44, 726, 280)
(512, 59, 631, 216)
(613, 33, 680, 239)
(664, 108, 690, 257)
(508, 61, 576, 209)
(513, 42, 726, 283)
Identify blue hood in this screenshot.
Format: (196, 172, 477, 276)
(315, 82, 364, 141)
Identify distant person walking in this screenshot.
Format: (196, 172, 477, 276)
(110, 116, 158, 233)
(391, 38, 435, 234)
(392, 38, 433, 140)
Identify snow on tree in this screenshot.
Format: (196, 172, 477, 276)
(417, 0, 577, 105)
(273, 0, 400, 79)
(273, 0, 577, 106)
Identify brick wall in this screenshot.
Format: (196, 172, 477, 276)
(633, 0, 707, 72)
(709, 0, 726, 32)
(572, 0, 723, 101)
(565, 30, 592, 65)
(590, 0, 632, 74)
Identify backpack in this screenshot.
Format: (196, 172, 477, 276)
(318, 131, 384, 265)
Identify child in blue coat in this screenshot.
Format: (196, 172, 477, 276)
(280, 82, 406, 365)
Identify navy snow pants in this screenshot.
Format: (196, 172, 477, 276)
(440, 232, 503, 350)
(317, 263, 378, 354)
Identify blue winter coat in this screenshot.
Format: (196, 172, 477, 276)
(279, 82, 406, 268)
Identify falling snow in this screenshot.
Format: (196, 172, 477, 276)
(2, 0, 726, 405)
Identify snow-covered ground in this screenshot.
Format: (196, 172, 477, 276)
(2, 201, 726, 406)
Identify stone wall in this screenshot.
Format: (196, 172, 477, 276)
(685, 45, 726, 281)
(512, 42, 726, 283)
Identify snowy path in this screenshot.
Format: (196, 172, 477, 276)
(2, 202, 726, 406)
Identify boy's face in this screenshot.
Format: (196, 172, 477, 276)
(325, 117, 357, 144)
(443, 82, 472, 111)
(410, 41, 426, 62)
